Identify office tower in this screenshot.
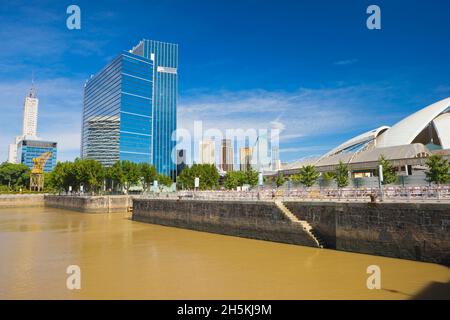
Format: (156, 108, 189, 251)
(220, 139, 234, 172)
(271, 145, 281, 170)
(199, 140, 215, 165)
(17, 139, 57, 172)
(81, 39, 178, 177)
(176, 149, 187, 175)
(22, 84, 38, 138)
(239, 147, 253, 171)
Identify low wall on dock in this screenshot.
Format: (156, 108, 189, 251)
(0, 194, 45, 208)
(132, 199, 317, 247)
(44, 195, 132, 213)
(284, 201, 450, 265)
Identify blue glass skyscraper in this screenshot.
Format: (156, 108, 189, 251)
(81, 39, 178, 178)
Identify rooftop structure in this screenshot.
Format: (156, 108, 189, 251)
(281, 97, 450, 177)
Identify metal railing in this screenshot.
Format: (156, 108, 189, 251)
(142, 186, 450, 202)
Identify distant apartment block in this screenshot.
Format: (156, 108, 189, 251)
(199, 140, 215, 165)
(239, 147, 253, 171)
(220, 139, 234, 172)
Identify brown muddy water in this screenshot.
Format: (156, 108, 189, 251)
(0, 207, 449, 299)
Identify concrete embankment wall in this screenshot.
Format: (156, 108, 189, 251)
(0, 194, 45, 208)
(132, 199, 317, 247)
(284, 201, 450, 265)
(44, 195, 132, 213)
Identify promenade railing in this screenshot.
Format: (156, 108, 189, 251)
(144, 185, 450, 202)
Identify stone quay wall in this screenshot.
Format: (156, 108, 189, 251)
(0, 194, 45, 208)
(44, 195, 132, 213)
(132, 199, 317, 247)
(284, 201, 450, 265)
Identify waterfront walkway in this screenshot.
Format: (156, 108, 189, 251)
(143, 186, 450, 203)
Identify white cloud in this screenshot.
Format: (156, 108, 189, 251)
(178, 85, 395, 140)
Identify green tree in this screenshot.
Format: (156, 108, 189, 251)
(292, 165, 319, 187)
(379, 155, 397, 185)
(245, 169, 259, 187)
(223, 171, 246, 190)
(335, 161, 349, 188)
(157, 173, 173, 187)
(197, 164, 220, 190)
(139, 163, 157, 191)
(177, 165, 193, 189)
(74, 159, 105, 193)
(425, 155, 449, 184)
(177, 164, 219, 190)
(47, 161, 75, 192)
(106, 161, 125, 192)
(121, 160, 140, 192)
(323, 171, 336, 181)
(275, 174, 286, 188)
(0, 162, 30, 190)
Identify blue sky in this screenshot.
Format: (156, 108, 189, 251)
(1, 0, 450, 163)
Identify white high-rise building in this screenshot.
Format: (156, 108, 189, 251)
(7, 81, 39, 164)
(199, 140, 215, 165)
(22, 85, 38, 138)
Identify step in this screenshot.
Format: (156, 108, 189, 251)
(275, 201, 324, 248)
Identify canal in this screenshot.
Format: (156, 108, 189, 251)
(0, 207, 449, 299)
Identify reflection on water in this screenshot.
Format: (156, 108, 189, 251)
(0, 207, 449, 300)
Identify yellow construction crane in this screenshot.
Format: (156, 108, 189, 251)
(30, 152, 52, 192)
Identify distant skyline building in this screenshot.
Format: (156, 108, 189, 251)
(8, 136, 21, 164)
(271, 145, 281, 171)
(253, 133, 271, 172)
(220, 139, 234, 172)
(199, 140, 215, 165)
(239, 147, 253, 171)
(7, 80, 57, 168)
(8, 83, 39, 164)
(81, 39, 178, 177)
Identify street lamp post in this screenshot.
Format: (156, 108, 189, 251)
(378, 164, 384, 201)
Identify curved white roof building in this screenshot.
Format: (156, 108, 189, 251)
(377, 97, 450, 148)
(281, 97, 450, 173)
(321, 126, 390, 158)
(432, 112, 450, 149)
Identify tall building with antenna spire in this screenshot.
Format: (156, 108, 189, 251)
(22, 74, 38, 137)
(7, 75, 57, 172)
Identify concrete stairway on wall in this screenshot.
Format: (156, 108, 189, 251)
(274, 201, 324, 248)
